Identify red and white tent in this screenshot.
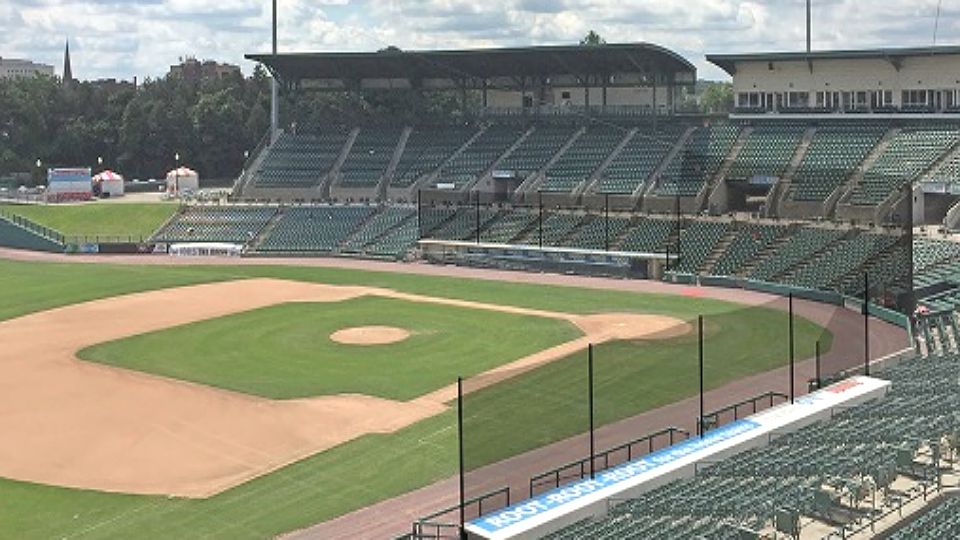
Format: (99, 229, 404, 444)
(166, 167, 199, 193)
(93, 170, 124, 197)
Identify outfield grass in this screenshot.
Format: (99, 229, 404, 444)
(80, 297, 581, 400)
(0, 258, 836, 539)
(0, 202, 176, 238)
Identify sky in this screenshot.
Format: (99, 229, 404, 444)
(0, 0, 957, 82)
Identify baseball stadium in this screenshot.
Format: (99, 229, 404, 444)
(2, 6, 960, 540)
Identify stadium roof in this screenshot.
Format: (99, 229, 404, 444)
(707, 45, 960, 75)
(246, 43, 695, 90)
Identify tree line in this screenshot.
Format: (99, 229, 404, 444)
(0, 66, 274, 182)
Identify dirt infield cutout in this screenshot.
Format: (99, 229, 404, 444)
(330, 326, 411, 345)
(0, 278, 687, 498)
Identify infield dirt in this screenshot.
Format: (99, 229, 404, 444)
(0, 278, 686, 498)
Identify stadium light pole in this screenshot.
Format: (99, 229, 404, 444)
(174, 152, 180, 195)
(270, 0, 279, 141)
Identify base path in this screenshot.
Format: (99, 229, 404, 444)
(0, 277, 683, 498)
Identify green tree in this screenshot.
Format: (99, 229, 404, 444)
(700, 82, 734, 113)
(580, 30, 606, 46)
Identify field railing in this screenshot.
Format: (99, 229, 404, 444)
(528, 426, 690, 497)
(701, 391, 788, 433)
(0, 209, 65, 244)
(409, 486, 511, 540)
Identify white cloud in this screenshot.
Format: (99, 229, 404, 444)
(0, 0, 955, 81)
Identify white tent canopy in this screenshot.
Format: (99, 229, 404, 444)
(93, 170, 125, 197)
(166, 167, 199, 193)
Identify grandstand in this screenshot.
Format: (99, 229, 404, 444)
(539, 336, 959, 540)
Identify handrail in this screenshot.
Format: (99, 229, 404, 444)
(410, 486, 511, 539)
(0, 209, 65, 244)
(528, 426, 690, 497)
(701, 391, 788, 433)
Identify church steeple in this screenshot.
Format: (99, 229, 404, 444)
(62, 39, 74, 85)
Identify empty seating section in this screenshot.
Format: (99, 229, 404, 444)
(676, 220, 730, 273)
(787, 232, 897, 290)
(365, 218, 419, 258)
(258, 206, 374, 252)
(392, 126, 476, 187)
(255, 131, 349, 188)
(429, 209, 500, 241)
(749, 227, 845, 281)
(480, 210, 538, 244)
(342, 207, 414, 253)
(497, 124, 577, 179)
(914, 237, 960, 291)
(726, 123, 805, 181)
(540, 125, 625, 192)
(841, 243, 910, 295)
(926, 151, 960, 186)
(655, 124, 740, 197)
(618, 218, 674, 253)
(153, 206, 276, 243)
(548, 346, 960, 540)
(515, 213, 584, 246)
(436, 125, 525, 189)
(849, 126, 960, 205)
(598, 126, 684, 194)
(419, 207, 460, 237)
(791, 124, 885, 201)
(711, 224, 784, 277)
(338, 127, 402, 187)
(565, 216, 631, 250)
(888, 496, 960, 540)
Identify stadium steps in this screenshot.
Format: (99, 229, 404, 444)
(639, 125, 697, 199)
(781, 126, 818, 182)
(515, 126, 586, 197)
(609, 217, 641, 251)
(700, 226, 738, 275)
(870, 135, 960, 225)
(415, 126, 488, 192)
(458, 125, 536, 193)
(736, 224, 797, 277)
(245, 209, 285, 252)
(577, 127, 638, 197)
(319, 127, 361, 199)
(833, 128, 900, 210)
(232, 130, 275, 198)
(377, 127, 413, 199)
(700, 127, 753, 213)
(148, 206, 187, 242)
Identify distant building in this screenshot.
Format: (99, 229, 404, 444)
(0, 57, 54, 80)
(169, 57, 241, 82)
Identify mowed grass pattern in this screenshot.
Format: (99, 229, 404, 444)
(79, 297, 581, 400)
(0, 258, 836, 539)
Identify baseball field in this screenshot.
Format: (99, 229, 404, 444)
(0, 253, 833, 539)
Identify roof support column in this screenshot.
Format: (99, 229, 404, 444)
(602, 75, 608, 114)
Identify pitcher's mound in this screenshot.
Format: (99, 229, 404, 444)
(330, 326, 411, 345)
